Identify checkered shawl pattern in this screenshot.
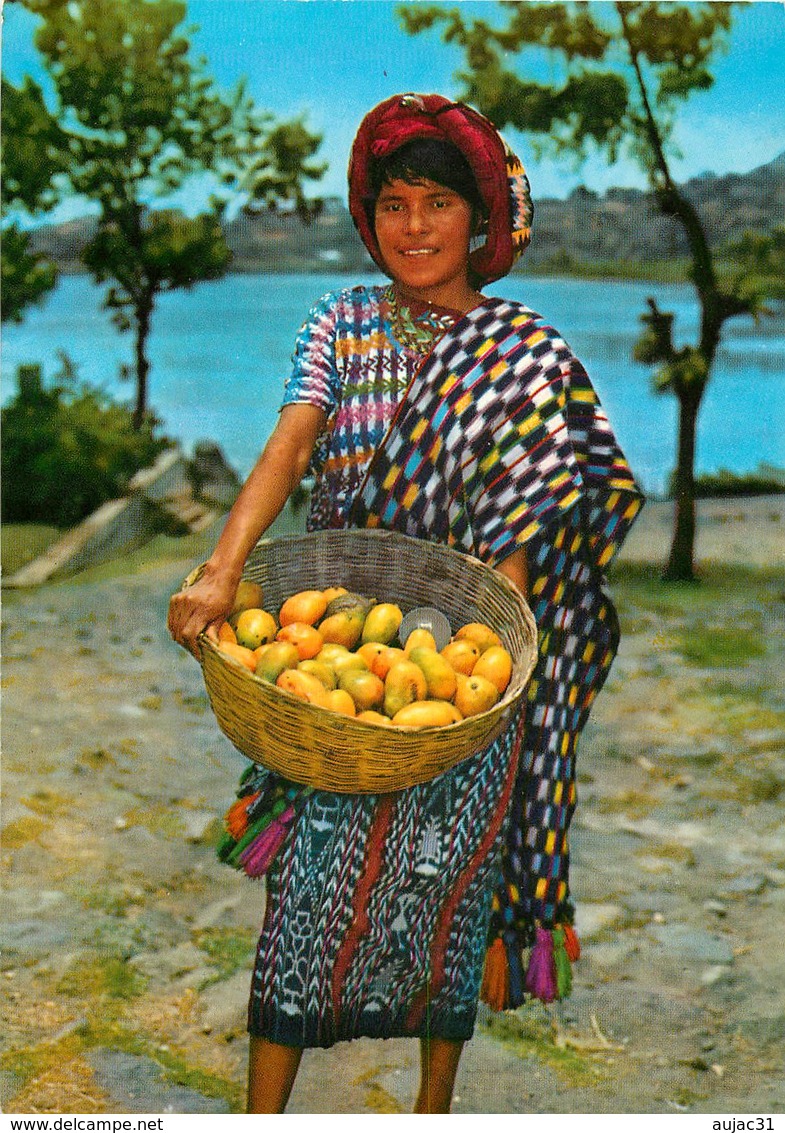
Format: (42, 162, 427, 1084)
(352, 297, 644, 968)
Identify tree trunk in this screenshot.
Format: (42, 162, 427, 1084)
(664, 387, 702, 582)
(132, 293, 153, 430)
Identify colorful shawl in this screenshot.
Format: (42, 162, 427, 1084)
(350, 296, 644, 1006)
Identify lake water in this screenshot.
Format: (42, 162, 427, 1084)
(3, 272, 784, 496)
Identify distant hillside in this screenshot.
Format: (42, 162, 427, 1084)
(28, 153, 785, 278)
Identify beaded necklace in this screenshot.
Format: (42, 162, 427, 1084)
(383, 284, 458, 356)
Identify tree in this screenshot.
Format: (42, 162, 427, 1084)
(19, 0, 324, 428)
(401, 1, 769, 581)
(1, 76, 69, 321)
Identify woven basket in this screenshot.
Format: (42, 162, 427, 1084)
(194, 529, 538, 793)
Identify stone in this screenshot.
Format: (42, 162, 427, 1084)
(0, 918, 70, 958)
(178, 808, 218, 843)
(87, 1049, 230, 1114)
(198, 970, 251, 1036)
(721, 873, 767, 896)
(586, 940, 638, 969)
(700, 965, 733, 986)
(574, 903, 624, 939)
(650, 923, 735, 965)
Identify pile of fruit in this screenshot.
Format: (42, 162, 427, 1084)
(212, 580, 514, 729)
(213, 581, 514, 729)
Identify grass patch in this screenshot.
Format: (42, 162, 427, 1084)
(56, 952, 148, 1002)
(122, 805, 186, 839)
(596, 789, 658, 819)
(193, 927, 257, 986)
(2, 814, 48, 848)
(674, 626, 766, 667)
(20, 788, 75, 817)
(1, 1017, 242, 1113)
(635, 842, 696, 867)
(482, 1007, 598, 1085)
(1, 523, 61, 575)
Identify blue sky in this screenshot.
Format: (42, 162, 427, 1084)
(3, 0, 784, 210)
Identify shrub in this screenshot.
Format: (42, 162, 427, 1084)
(1, 355, 171, 528)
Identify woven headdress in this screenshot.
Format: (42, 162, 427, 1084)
(348, 93, 532, 284)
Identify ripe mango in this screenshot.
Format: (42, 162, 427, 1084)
(356, 710, 394, 726)
(319, 610, 366, 650)
(276, 668, 330, 708)
(361, 602, 403, 646)
(255, 641, 300, 682)
(338, 669, 385, 712)
(325, 688, 356, 716)
(454, 672, 499, 718)
(229, 579, 265, 622)
(297, 659, 338, 690)
(472, 645, 513, 694)
(408, 646, 458, 702)
(317, 644, 368, 677)
(455, 622, 502, 654)
(391, 700, 463, 728)
(383, 659, 427, 718)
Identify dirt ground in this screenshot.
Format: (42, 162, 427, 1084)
(2, 496, 784, 1115)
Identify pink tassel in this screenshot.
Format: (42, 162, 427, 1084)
(525, 926, 558, 1003)
(238, 806, 295, 877)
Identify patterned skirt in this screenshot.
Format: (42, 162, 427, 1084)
(247, 718, 520, 1048)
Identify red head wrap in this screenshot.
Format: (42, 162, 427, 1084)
(348, 93, 532, 284)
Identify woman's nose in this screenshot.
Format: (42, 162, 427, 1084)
(404, 205, 428, 234)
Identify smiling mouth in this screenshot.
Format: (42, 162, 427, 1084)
(400, 248, 438, 257)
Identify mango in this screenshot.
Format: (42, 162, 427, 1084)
(472, 645, 513, 694)
(408, 646, 458, 702)
(254, 641, 300, 682)
(229, 579, 265, 621)
(356, 710, 394, 726)
(276, 668, 330, 708)
(319, 610, 366, 650)
(339, 669, 385, 712)
(325, 688, 357, 716)
(455, 622, 502, 654)
(383, 659, 427, 718)
(317, 645, 368, 677)
(361, 602, 403, 646)
(324, 592, 376, 618)
(391, 700, 463, 728)
(454, 672, 499, 718)
(235, 608, 277, 650)
(297, 659, 338, 690)
(404, 628, 437, 655)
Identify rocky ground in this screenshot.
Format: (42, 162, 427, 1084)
(2, 497, 784, 1115)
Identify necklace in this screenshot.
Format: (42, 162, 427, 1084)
(383, 285, 458, 356)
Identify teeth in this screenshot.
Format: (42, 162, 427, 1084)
(402, 249, 435, 256)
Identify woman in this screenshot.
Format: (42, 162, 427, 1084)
(168, 93, 643, 1113)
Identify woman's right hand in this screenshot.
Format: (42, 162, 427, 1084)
(167, 561, 240, 659)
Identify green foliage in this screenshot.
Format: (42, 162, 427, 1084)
(399, 2, 733, 169)
(81, 210, 231, 333)
(1, 75, 70, 319)
(1, 224, 58, 323)
(14, 0, 324, 423)
(1, 356, 170, 527)
(0, 75, 69, 213)
(724, 225, 785, 304)
(684, 468, 785, 499)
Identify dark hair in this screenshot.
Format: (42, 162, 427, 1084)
(367, 138, 485, 217)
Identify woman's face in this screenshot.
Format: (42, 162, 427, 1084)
(374, 178, 477, 310)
